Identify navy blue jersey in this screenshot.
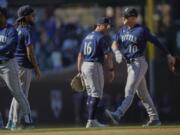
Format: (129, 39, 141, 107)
(114, 24, 169, 60)
(15, 25, 34, 69)
(80, 31, 111, 64)
(0, 24, 18, 62)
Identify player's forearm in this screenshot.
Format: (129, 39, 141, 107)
(77, 53, 83, 73)
(28, 53, 39, 71)
(26, 46, 39, 71)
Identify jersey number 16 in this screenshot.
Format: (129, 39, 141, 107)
(84, 41, 93, 55)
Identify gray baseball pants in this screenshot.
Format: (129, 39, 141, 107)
(81, 62, 104, 98)
(115, 57, 159, 121)
(8, 66, 32, 123)
(0, 59, 31, 123)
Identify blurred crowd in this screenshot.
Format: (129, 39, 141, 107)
(29, 8, 92, 72)
(33, 8, 87, 72)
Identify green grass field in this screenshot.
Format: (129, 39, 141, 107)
(1, 126, 180, 135)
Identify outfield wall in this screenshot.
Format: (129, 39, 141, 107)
(0, 60, 180, 125)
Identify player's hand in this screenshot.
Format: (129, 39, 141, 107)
(112, 42, 123, 64)
(114, 50, 123, 64)
(108, 70, 115, 83)
(167, 54, 176, 72)
(35, 67, 41, 80)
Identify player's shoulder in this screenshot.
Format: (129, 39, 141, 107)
(96, 32, 108, 44)
(133, 24, 150, 35)
(116, 25, 128, 34)
(6, 23, 18, 35)
(6, 23, 16, 31)
(92, 31, 104, 38)
(6, 23, 14, 28)
(84, 31, 104, 41)
(118, 25, 125, 31)
(17, 26, 31, 36)
(83, 31, 94, 40)
(17, 25, 31, 32)
(132, 24, 144, 31)
(137, 24, 149, 31)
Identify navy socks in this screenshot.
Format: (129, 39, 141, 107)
(87, 96, 100, 120)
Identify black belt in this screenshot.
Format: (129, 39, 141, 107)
(126, 55, 144, 64)
(84, 60, 102, 64)
(126, 58, 135, 64)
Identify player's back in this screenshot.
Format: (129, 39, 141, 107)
(15, 26, 34, 69)
(80, 31, 106, 64)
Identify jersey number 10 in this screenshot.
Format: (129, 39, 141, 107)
(129, 45, 138, 54)
(84, 41, 92, 55)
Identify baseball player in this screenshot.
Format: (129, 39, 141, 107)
(6, 5, 40, 130)
(77, 17, 115, 128)
(0, 7, 33, 129)
(105, 7, 175, 126)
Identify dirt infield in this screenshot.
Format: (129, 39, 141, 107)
(0, 126, 180, 135)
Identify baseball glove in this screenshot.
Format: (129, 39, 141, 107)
(70, 73, 85, 92)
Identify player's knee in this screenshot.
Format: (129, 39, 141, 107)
(125, 89, 136, 97)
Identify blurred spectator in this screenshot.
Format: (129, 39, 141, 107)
(61, 38, 78, 67)
(0, 0, 8, 8)
(50, 51, 63, 71)
(33, 8, 87, 71)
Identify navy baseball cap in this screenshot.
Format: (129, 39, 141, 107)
(16, 5, 34, 22)
(123, 7, 138, 18)
(0, 7, 7, 17)
(96, 17, 111, 25)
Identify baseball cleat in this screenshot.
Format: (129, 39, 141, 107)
(142, 119, 161, 127)
(17, 122, 34, 130)
(86, 120, 107, 128)
(19, 115, 34, 130)
(5, 120, 13, 129)
(105, 109, 119, 125)
(10, 122, 17, 131)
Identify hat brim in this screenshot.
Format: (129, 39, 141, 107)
(16, 10, 34, 22)
(16, 16, 25, 22)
